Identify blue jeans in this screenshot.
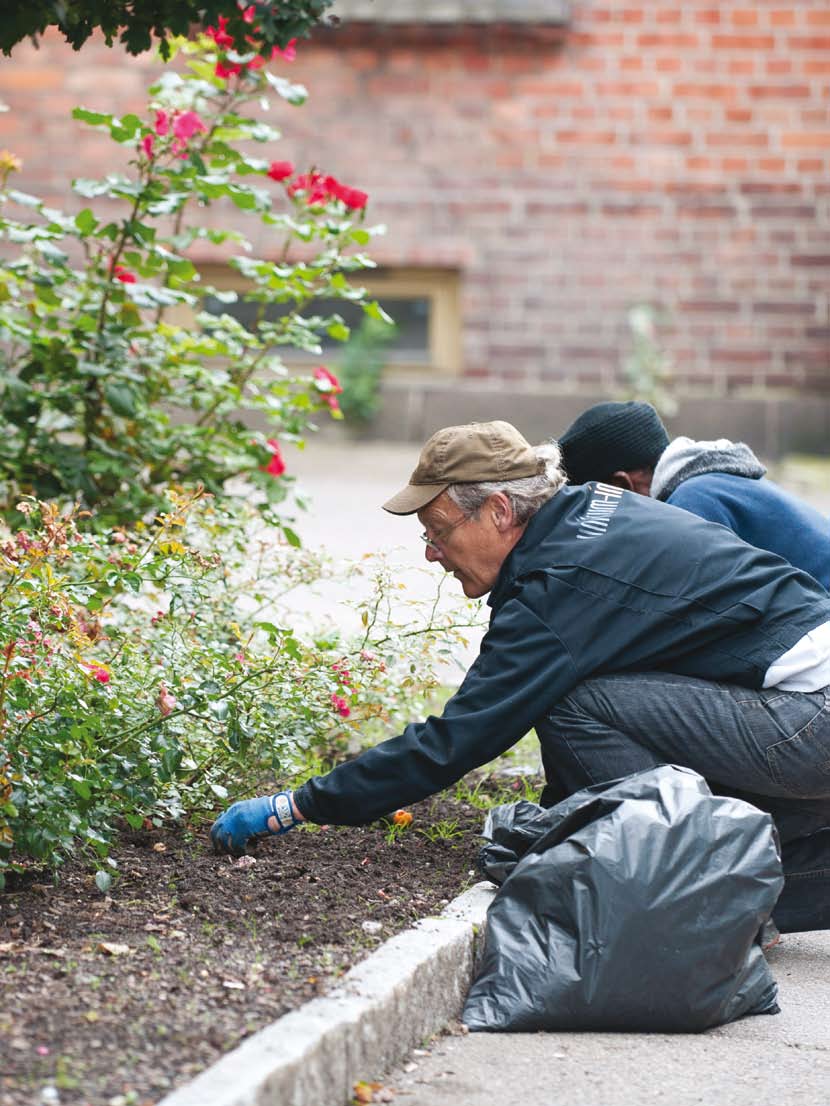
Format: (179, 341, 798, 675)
(535, 672, 830, 933)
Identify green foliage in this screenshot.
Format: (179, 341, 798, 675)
(417, 818, 463, 844)
(0, 493, 482, 885)
(337, 316, 397, 426)
(622, 303, 678, 418)
(0, 33, 382, 527)
(0, 1, 334, 59)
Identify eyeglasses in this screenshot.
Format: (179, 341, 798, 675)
(420, 513, 471, 552)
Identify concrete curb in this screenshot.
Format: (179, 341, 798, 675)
(157, 881, 496, 1106)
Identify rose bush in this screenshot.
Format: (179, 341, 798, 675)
(0, 26, 387, 528)
(0, 492, 482, 888)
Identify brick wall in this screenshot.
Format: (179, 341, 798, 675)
(1, 1, 828, 419)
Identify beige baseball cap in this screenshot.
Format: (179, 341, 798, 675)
(382, 420, 543, 515)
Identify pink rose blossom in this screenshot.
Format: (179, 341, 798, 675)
(154, 110, 169, 136)
(313, 366, 343, 394)
(141, 134, 155, 159)
(173, 111, 208, 141)
(158, 681, 178, 717)
(331, 693, 351, 719)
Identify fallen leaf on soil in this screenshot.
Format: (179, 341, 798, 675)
(97, 941, 131, 957)
(234, 855, 257, 868)
(152, 842, 167, 852)
(222, 979, 245, 990)
(353, 1081, 383, 1104)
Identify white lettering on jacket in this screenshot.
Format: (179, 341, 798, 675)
(576, 482, 624, 540)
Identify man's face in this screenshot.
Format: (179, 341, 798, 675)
(417, 491, 510, 599)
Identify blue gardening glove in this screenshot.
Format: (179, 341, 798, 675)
(210, 790, 299, 856)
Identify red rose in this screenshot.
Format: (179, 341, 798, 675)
(206, 15, 235, 50)
(113, 265, 137, 284)
(261, 438, 286, 477)
(271, 38, 297, 62)
(341, 186, 369, 211)
(313, 366, 343, 395)
(215, 60, 243, 79)
(267, 160, 295, 182)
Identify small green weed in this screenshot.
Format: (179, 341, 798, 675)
(418, 819, 463, 844)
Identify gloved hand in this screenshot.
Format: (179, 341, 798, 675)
(210, 790, 299, 856)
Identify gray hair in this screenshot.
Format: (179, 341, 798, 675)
(447, 441, 566, 526)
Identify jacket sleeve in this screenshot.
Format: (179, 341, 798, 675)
(293, 587, 581, 825)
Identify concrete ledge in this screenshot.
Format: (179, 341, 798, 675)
(157, 882, 495, 1106)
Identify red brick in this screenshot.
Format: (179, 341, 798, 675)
(725, 108, 754, 123)
(788, 36, 830, 50)
(673, 82, 736, 100)
(679, 300, 740, 313)
(725, 60, 761, 76)
(596, 81, 662, 97)
(807, 11, 830, 27)
(749, 83, 810, 98)
(555, 130, 618, 145)
(731, 10, 759, 27)
(753, 302, 816, 316)
(792, 255, 830, 266)
(781, 132, 830, 148)
(711, 348, 774, 365)
(770, 11, 798, 29)
(705, 131, 769, 147)
(711, 35, 776, 50)
(637, 33, 700, 49)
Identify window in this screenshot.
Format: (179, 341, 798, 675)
(199, 265, 461, 375)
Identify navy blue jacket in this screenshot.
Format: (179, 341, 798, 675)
(668, 473, 830, 590)
(294, 484, 830, 825)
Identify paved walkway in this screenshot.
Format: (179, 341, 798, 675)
(384, 932, 830, 1106)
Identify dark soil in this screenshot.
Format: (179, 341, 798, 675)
(0, 780, 526, 1106)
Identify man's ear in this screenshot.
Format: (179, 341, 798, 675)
(608, 468, 653, 496)
(608, 471, 635, 491)
(489, 492, 516, 532)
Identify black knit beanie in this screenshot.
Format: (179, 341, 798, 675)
(558, 401, 670, 485)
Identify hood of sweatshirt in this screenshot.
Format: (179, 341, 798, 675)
(651, 436, 766, 502)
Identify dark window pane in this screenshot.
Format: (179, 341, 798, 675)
(203, 293, 431, 361)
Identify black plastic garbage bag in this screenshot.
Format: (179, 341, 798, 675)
(463, 765, 783, 1033)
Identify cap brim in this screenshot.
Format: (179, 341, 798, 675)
(382, 482, 448, 515)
